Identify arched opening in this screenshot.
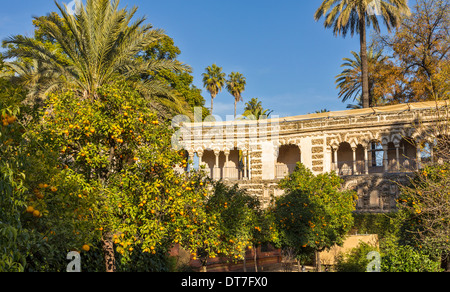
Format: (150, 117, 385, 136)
(337, 142, 353, 175)
(276, 144, 301, 178)
(201, 150, 215, 178)
(224, 148, 243, 180)
(399, 137, 417, 171)
(369, 141, 384, 174)
(354, 144, 365, 175)
(386, 142, 397, 172)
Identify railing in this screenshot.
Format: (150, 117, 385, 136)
(276, 164, 297, 179)
(333, 158, 418, 176)
(200, 167, 244, 180)
(223, 167, 244, 180)
(178, 158, 420, 181)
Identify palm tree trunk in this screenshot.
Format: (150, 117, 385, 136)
(359, 14, 370, 108)
(234, 99, 237, 119)
(211, 95, 214, 115)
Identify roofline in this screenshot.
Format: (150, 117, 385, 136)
(188, 100, 449, 128)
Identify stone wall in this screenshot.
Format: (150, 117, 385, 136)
(224, 172, 413, 213)
(178, 101, 448, 213)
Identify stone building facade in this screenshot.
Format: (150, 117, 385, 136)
(175, 101, 449, 213)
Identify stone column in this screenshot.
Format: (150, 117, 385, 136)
(333, 146, 339, 174)
(383, 144, 389, 173)
(197, 151, 204, 168)
(364, 145, 369, 175)
(214, 150, 221, 180)
(352, 147, 357, 175)
(224, 149, 230, 179)
(394, 143, 400, 172)
(188, 151, 195, 172)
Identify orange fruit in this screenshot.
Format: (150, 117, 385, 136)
(33, 210, 40, 217)
(26, 206, 34, 213)
(82, 245, 90, 252)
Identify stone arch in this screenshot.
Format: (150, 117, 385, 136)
(337, 142, 353, 175)
(276, 144, 301, 178)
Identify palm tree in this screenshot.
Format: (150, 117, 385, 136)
(335, 47, 387, 107)
(226, 72, 246, 118)
(3, 0, 186, 113)
(242, 97, 273, 120)
(202, 64, 226, 115)
(314, 0, 410, 108)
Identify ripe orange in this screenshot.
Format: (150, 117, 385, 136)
(33, 210, 40, 217)
(26, 206, 34, 213)
(82, 245, 90, 252)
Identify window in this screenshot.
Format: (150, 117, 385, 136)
(371, 142, 384, 167)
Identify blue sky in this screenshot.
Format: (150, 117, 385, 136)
(0, 0, 408, 118)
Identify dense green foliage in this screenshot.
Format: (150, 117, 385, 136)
(274, 163, 357, 260)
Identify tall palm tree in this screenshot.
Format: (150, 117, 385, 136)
(3, 0, 186, 113)
(314, 0, 410, 108)
(202, 64, 226, 115)
(226, 72, 246, 118)
(336, 46, 387, 107)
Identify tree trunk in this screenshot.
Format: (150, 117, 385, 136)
(297, 258, 301, 272)
(315, 251, 321, 272)
(234, 99, 237, 119)
(359, 14, 370, 108)
(200, 257, 208, 272)
(102, 232, 116, 272)
(254, 245, 258, 272)
(211, 95, 214, 115)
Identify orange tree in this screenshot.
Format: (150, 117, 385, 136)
(199, 182, 264, 271)
(274, 163, 357, 270)
(0, 71, 95, 271)
(28, 81, 217, 271)
(396, 162, 450, 271)
(0, 84, 29, 271)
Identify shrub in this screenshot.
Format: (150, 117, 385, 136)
(381, 245, 442, 272)
(334, 242, 379, 272)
